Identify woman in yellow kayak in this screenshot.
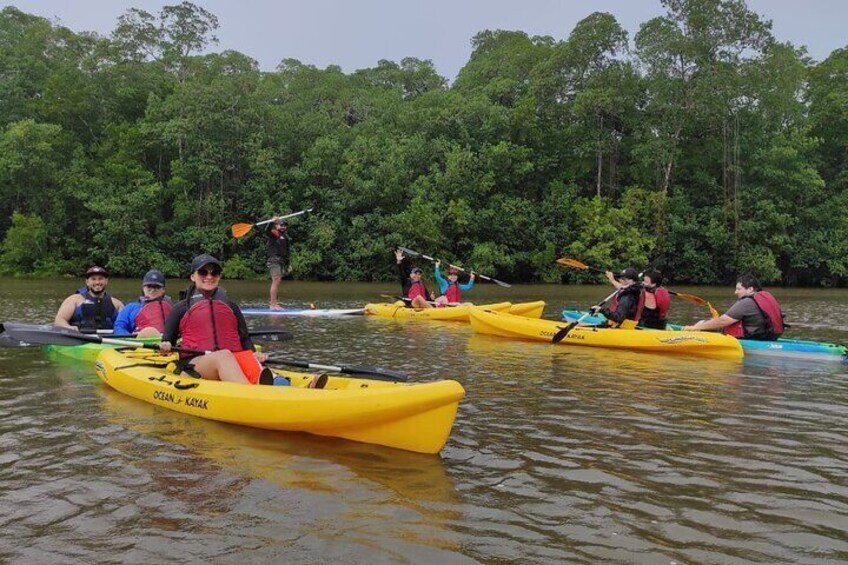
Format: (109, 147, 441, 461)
(158, 254, 325, 388)
(395, 248, 435, 308)
(433, 260, 476, 306)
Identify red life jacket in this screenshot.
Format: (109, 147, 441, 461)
(635, 287, 670, 326)
(408, 281, 427, 301)
(134, 297, 173, 333)
(724, 291, 784, 340)
(179, 290, 243, 353)
(606, 284, 642, 323)
(444, 282, 461, 303)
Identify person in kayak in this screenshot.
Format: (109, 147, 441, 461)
(54, 266, 125, 332)
(113, 269, 172, 337)
(433, 260, 476, 306)
(683, 274, 785, 340)
(267, 217, 292, 310)
(395, 249, 435, 308)
(637, 268, 671, 330)
(592, 267, 643, 327)
(158, 254, 325, 387)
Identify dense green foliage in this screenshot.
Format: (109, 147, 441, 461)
(0, 1, 846, 285)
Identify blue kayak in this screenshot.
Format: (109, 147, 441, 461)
(242, 307, 364, 317)
(561, 310, 848, 363)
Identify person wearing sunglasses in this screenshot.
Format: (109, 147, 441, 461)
(113, 269, 173, 337)
(54, 265, 125, 332)
(159, 254, 275, 385)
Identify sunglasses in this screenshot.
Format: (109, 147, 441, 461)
(143, 284, 164, 290)
(196, 268, 222, 277)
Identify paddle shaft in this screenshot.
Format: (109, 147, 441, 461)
(266, 356, 409, 382)
(552, 288, 619, 343)
(399, 247, 511, 288)
(252, 207, 313, 228)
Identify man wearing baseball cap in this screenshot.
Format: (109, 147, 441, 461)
(591, 266, 643, 327)
(113, 269, 172, 336)
(266, 217, 292, 310)
(54, 265, 125, 331)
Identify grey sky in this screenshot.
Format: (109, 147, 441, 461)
(7, 1, 847, 80)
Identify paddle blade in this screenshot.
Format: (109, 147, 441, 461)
(398, 246, 420, 257)
(556, 258, 590, 270)
(248, 328, 294, 342)
(673, 292, 707, 306)
(491, 278, 512, 288)
(231, 223, 254, 238)
(708, 302, 721, 319)
(552, 322, 577, 344)
(1, 323, 101, 346)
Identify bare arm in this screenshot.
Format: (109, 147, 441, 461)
(54, 296, 81, 329)
(683, 314, 737, 332)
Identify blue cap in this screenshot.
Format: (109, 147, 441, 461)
(142, 269, 166, 287)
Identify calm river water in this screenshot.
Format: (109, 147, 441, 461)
(1, 278, 847, 563)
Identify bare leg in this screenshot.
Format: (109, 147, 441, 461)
(187, 351, 250, 384)
(136, 327, 162, 338)
(411, 296, 432, 309)
(269, 274, 282, 309)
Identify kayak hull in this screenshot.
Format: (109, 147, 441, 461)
(364, 301, 512, 321)
(470, 309, 743, 360)
(562, 310, 848, 362)
(363, 301, 545, 322)
(95, 349, 465, 454)
(242, 307, 365, 317)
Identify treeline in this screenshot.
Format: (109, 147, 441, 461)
(0, 1, 846, 285)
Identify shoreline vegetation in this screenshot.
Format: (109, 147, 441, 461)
(1, 1, 846, 287)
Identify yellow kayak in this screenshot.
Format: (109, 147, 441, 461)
(468, 308, 743, 360)
(95, 349, 465, 454)
(364, 301, 545, 322)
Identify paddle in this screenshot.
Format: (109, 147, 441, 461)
(0, 323, 293, 349)
(265, 355, 409, 382)
(398, 246, 511, 288)
(231, 207, 314, 239)
(379, 294, 461, 307)
(551, 289, 619, 344)
(556, 257, 720, 318)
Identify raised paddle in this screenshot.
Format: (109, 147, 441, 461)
(557, 257, 719, 318)
(265, 355, 409, 382)
(231, 207, 314, 239)
(398, 246, 512, 288)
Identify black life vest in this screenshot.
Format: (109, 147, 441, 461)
(72, 288, 117, 332)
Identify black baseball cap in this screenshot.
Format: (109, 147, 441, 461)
(85, 265, 109, 278)
(190, 254, 222, 272)
(411, 267, 423, 274)
(142, 269, 166, 287)
(617, 267, 640, 281)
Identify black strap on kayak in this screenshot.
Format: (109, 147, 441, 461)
(112, 361, 172, 370)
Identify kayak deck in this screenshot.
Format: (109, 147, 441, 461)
(470, 308, 743, 360)
(242, 307, 365, 317)
(95, 349, 465, 454)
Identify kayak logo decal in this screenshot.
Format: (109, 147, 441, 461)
(148, 374, 200, 390)
(657, 335, 709, 345)
(150, 375, 208, 410)
(95, 361, 106, 379)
